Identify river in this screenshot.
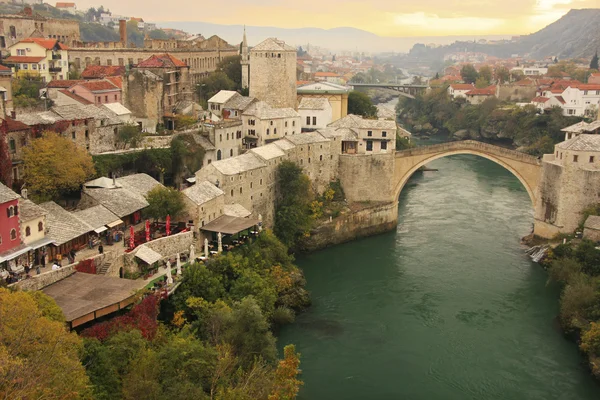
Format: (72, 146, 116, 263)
(278, 150, 600, 399)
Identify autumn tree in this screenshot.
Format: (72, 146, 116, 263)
(460, 64, 479, 84)
(22, 131, 95, 201)
(0, 289, 90, 399)
(269, 345, 302, 400)
(144, 185, 186, 221)
(0, 127, 12, 187)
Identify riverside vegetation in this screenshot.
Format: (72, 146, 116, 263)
(396, 86, 585, 155)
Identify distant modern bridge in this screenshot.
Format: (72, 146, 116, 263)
(348, 83, 428, 99)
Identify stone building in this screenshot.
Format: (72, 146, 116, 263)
(0, 7, 80, 55)
(182, 180, 225, 242)
(207, 90, 257, 121)
(69, 35, 237, 85)
(2, 117, 32, 185)
(298, 97, 332, 131)
(124, 53, 192, 132)
(296, 81, 349, 123)
(249, 38, 297, 109)
(328, 114, 396, 154)
(67, 79, 121, 106)
(535, 134, 600, 237)
(241, 101, 300, 149)
(199, 119, 243, 163)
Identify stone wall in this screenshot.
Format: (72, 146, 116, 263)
(306, 202, 398, 251)
(496, 84, 537, 102)
(339, 153, 395, 202)
(140, 135, 173, 148)
(249, 49, 297, 109)
(124, 69, 163, 132)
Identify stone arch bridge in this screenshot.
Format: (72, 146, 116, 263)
(393, 141, 543, 206)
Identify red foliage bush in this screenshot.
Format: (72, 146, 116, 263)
(75, 259, 96, 274)
(81, 295, 159, 341)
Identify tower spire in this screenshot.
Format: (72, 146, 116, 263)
(241, 26, 249, 90)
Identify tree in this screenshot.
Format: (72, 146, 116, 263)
(348, 91, 377, 118)
(148, 29, 169, 40)
(116, 124, 142, 149)
(0, 289, 90, 399)
(144, 185, 185, 221)
(269, 345, 302, 400)
(495, 66, 510, 84)
(460, 64, 479, 84)
(274, 161, 313, 250)
(197, 71, 236, 108)
(22, 131, 95, 201)
(475, 76, 489, 88)
(0, 127, 12, 187)
(478, 65, 493, 85)
(590, 51, 599, 71)
(217, 55, 242, 89)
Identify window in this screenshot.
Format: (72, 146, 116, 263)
(85, 130, 89, 138)
(382, 131, 387, 137)
(285, 121, 288, 127)
(25, 226, 30, 236)
(10, 229, 16, 240)
(306, 116, 311, 125)
(8, 138, 15, 152)
(231, 189, 234, 197)
(217, 150, 222, 160)
(591, 156, 595, 163)
(32, 64, 37, 70)
(230, 149, 233, 157)
(367, 131, 372, 137)
(381, 141, 388, 150)
(366, 140, 373, 151)
(16, 49, 25, 56)
(219, 134, 222, 142)
(22, 64, 28, 70)
(71, 132, 76, 139)
(239, 187, 243, 194)
(97, 96, 101, 103)
(105, 96, 108, 102)
(38, 221, 43, 232)
(573, 155, 579, 162)
(227, 133, 229, 140)
(274, 128, 277, 135)
(270, 121, 273, 126)
(292, 121, 295, 127)
(266, 129, 270, 135)
(260, 178, 263, 185)
(250, 182, 253, 189)
(312, 116, 317, 125)
(114, 95, 117, 101)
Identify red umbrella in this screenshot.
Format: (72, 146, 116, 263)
(145, 220, 150, 242)
(166, 215, 171, 236)
(129, 226, 135, 249)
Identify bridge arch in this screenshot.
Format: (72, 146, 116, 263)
(392, 141, 542, 207)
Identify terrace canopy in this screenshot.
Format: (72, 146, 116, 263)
(200, 215, 259, 235)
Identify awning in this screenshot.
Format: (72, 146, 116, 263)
(0, 245, 32, 263)
(28, 237, 56, 250)
(135, 245, 163, 265)
(186, 177, 196, 183)
(200, 215, 259, 235)
(94, 226, 108, 234)
(106, 219, 124, 228)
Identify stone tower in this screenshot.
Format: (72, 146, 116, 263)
(249, 37, 297, 109)
(241, 27, 249, 90)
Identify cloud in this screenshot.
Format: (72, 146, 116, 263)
(392, 12, 505, 33)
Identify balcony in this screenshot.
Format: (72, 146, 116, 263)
(52, 53, 62, 60)
(49, 67, 61, 73)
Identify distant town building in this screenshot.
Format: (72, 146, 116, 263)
(5, 37, 69, 82)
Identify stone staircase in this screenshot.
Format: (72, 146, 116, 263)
(97, 261, 112, 275)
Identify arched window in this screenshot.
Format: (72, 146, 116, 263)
(231, 189, 234, 197)
(266, 129, 270, 135)
(227, 133, 229, 140)
(38, 221, 43, 231)
(250, 182, 253, 189)
(25, 226, 31, 236)
(320, 155, 323, 161)
(274, 128, 277, 135)
(10, 229, 16, 240)
(239, 187, 243, 194)
(230, 149, 233, 157)
(217, 150, 222, 160)
(219, 134, 222, 142)
(260, 179, 263, 185)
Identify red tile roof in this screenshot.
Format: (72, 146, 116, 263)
(73, 80, 119, 92)
(105, 76, 123, 89)
(137, 54, 187, 68)
(47, 79, 83, 88)
(58, 90, 93, 105)
(4, 56, 45, 63)
(19, 38, 69, 50)
(579, 84, 600, 91)
(0, 65, 11, 72)
(2, 117, 30, 132)
(555, 96, 566, 104)
(55, 2, 75, 7)
(81, 65, 125, 79)
(512, 79, 536, 86)
(466, 86, 496, 96)
(532, 96, 550, 103)
(315, 71, 340, 77)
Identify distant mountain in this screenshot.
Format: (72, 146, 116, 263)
(154, 20, 510, 53)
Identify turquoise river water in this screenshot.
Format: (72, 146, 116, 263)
(278, 153, 600, 399)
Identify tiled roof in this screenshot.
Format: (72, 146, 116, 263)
(224, 95, 257, 111)
(192, 134, 216, 150)
(71, 205, 121, 230)
(47, 79, 83, 88)
(39, 201, 93, 245)
(250, 143, 286, 160)
(328, 114, 396, 130)
(315, 72, 340, 77)
(74, 80, 119, 92)
(555, 96, 566, 104)
(579, 84, 600, 91)
(284, 131, 329, 145)
(182, 181, 223, 205)
(298, 97, 330, 110)
(16, 110, 63, 125)
(105, 76, 123, 89)
(466, 86, 496, 96)
(251, 37, 296, 52)
(137, 53, 187, 68)
(0, 64, 11, 72)
(208, 90, 239, 104)
(81, 65, 125, 79)
(2, 117, 30, 132)
(532, 96, 550, 103)
(103, 102, 131, 116)
(210, 152, 266, 175)
(19, 37, 68, 50)
(557, 134, 600, 151)
(243, 101, 299, 119)
(224, 203, 251, 218)
(5, 56, 45, 63)
(117, 173, 163, 198)
(0, 182, 19, 204)
(58, 89, 93, 105)
(18, 198, 47, 222)
(56, 2, 75, 7)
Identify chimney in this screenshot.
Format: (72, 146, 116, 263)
(21, 188, 27, 199)
(119, 20, 127, 47)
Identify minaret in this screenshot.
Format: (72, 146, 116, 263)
(241, 26, 249, 90)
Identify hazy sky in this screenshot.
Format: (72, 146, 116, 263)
(76, 0, 599, 36)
